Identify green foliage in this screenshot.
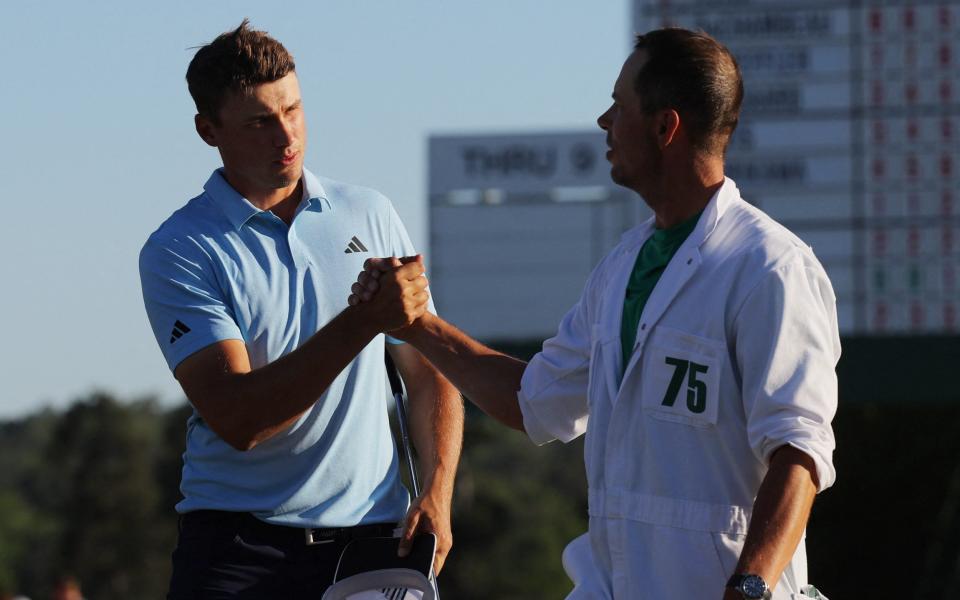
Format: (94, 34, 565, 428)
(43, 394, 174, 598)
(3, 361, 960, 599)
(806, 402, 960, 598)
(440, 409, 588, 599)
(0, 393, 589, 599)
(0, 410, 60, 596)
(0, 491, 52, 594)
(0, 393, 182, 599)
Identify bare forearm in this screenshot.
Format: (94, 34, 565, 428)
(407, 375, 463, 498)
(180, 260, 430, 451)
(734, 445, 818, 588)
(402, 312, 528, 431)
(184, 305, 380, 450)
(389, 343, 463, 574)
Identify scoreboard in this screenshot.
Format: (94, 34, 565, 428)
(427, 2, 959, 342)
(636, 0, 960, 333)
(428, 132, 650, 341)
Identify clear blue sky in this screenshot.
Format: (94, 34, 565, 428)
(0, 1, 631, 418)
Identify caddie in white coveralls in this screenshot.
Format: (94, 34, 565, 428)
(350, 28, 838, 600)
(534, 173, 839, 599)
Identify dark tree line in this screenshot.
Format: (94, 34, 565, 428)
(0, 394, 190, 599)
(3, 377, 960, 598)
(0, 394, 587, 600)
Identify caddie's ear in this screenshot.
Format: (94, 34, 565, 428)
(656, 109, 681, 149)
(195, 114, 219, 147)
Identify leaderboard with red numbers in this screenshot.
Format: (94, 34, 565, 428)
(636, 1, 959, 334)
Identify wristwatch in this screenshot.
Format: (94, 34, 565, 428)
(726, 573, 772, 599)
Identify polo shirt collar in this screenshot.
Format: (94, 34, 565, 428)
(204, 167, 332, 231)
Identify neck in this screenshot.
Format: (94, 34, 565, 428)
(644, 154, 725, 229)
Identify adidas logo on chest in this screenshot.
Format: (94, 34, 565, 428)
(343, 236, 369, 254)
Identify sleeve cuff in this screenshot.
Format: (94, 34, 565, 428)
(518, 388, 558, 446)
(166, 326, 244, 372)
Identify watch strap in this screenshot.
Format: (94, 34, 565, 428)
(726, 573, 772, 599)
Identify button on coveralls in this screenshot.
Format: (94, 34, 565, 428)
(518, 178, 840, 599)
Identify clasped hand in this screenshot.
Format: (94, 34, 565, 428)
(349, 255, 428, 333)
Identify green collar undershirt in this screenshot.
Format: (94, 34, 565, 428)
(619, 211, 702, 381)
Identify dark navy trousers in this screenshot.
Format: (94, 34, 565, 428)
(167, 510, 395, 599)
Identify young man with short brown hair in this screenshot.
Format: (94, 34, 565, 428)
(140, 20, 462, 598)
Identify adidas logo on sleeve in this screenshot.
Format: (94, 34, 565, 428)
(169, 320, 191, 344)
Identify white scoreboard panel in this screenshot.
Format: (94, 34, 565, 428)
(428, 132, 650, 341)
(636, 0, 960, 334)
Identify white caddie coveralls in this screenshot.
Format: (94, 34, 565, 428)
(519, 178, 840, 599)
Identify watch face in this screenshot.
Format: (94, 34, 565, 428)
(741, 575, 768, 598)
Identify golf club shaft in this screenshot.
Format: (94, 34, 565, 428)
(394, 390, 421, 497)
(385, 352, 421, 497)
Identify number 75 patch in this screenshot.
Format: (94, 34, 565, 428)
(640, 329, 722, 428)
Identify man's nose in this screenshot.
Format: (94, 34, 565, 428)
(274, 117, 296, 146)
(597, 106, 612, 130)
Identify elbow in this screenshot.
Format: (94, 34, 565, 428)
(191, 397, 261, 452)
(224, 434, 259, 452)
(217, 413, 270, 452)
(213, 422, 260, 452)
(507, 394, 527, 433)
(493, 405, 526, 433)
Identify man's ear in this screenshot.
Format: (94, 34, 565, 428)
(195, 114, 218, 148)
(655, 109, 681, 149)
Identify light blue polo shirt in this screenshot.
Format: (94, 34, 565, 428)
(139, 168, 427, 527)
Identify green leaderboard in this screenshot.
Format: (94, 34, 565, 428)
(427, 3, 959, 342)
(636, 0, 960, 334)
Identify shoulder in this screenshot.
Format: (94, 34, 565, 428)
(715, 198, 823, 276)
(139, 193, 223, 271)
(701, 196, 835, 320)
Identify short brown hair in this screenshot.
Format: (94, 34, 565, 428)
(633, 28, 743, 156)
(186, 19, 296, 122)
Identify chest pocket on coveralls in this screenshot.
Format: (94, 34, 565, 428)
(588, 324, 618, 408)
(640, 325, 723, 428)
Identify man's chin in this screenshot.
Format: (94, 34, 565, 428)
(270, 167, 302, 189)
(608, 165, 628, 187)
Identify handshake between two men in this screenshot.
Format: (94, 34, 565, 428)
(343, 247, 830, 600)
(347, 255, 530, 433)
(347, 255, 430, 339)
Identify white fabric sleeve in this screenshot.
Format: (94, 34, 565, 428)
(518, 268, 598, 445)
(734, 257, 841, 492)
(139, 237, 243, 372)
